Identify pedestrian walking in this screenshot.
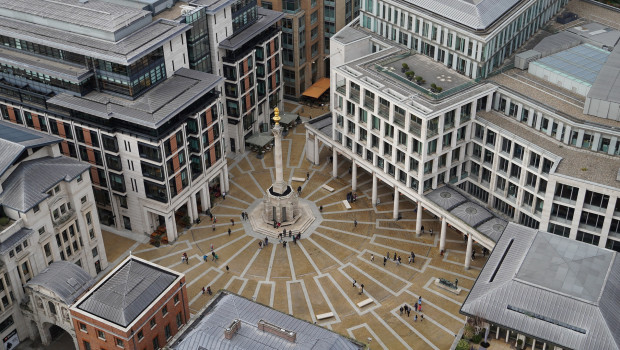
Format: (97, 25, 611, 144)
(319, 205, 323, 212)
(472, 249, 476, 260)
(212, 251, 216, 261)
(414, 315, 418, 322)
(414, 302, 418, 312)
(184, 253, 189, 265)
(231, 218, 235, 226)
(207, 286, 212, 295)
(209, 213, 213, 221)
(354, 219, 358, 228)
(306, 172, 310, 180)
(297, 186, 302, 195)
(211, 244, 214, 251)
(400, 306, 404, 315)
(181, 255, 185, 264)
(407, 308, 411, 317)
(202, 286, 206, 294)
(226, 265, 229, 272)
(203, 254, 208, 262)
(397, 256, 401, 265)
(420, 314, 424, 322)
(370, 254, 374, 262)
(213, 216, 217, 223)
(393, 252, 397, 261)
(228, 228, 231, 236)
(408, 256, 412, 264)
(421, 225, 425, 234)
(265, 237, 269, 246)
(383, 257, 387, 266)
(283, 241, 287, 248)
(241, 212, 244, 221)
(293, 235, 297, 245)
(360, 284, 364, 293)
(386, 252, 390, 260)
(412, 252, 415, 263)
(353, 279, 357, 287)
(429, 228, 433, 236)
(418, 296, 422, 305)
(483, 247, 488, 257)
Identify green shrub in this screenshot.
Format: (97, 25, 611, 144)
(455, 339, 470, 350)
(463, 324, 475, 340)
(471, 333, 483, 344)
(0, 217, 9, 226)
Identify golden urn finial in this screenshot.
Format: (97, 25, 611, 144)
(273, 107, 280, 125)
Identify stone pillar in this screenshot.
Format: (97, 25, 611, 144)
(200, 186, 210, 211)
(165, 214, 178, 243)
(186, 198, 195, 222)
(465, 233, 473, 270)
(272, 124, 287, 193)
(190, 193, 199, 220)
(351, 161, 357, 191)
(393, 187, 399, 219)
(440, 217, 447, 252)
(332, 148, 338, 178)
(416, 201, 422, 236)
(314, 135, 320, 165)
(372, 172, 378, 206)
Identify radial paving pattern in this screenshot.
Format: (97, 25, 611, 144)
(131, 124, 488, 350)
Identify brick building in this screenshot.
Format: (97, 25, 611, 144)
(70, 256, 189, 350)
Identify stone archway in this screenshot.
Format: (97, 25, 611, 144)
(41, 322, 77, 350)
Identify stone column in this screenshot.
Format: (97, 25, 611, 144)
(314, 135, 320, 165)
(190, 193, 199, 220)
(416, 201, 422, 236)
(186, 198, 195, 222)
(440, 217, 447, 252)
(393, 187, 399, 219)
(351, 160, 357, 191)
(332, 148, 338, 178)
(465, 233, 473, 270)
(165, 214, 178, 243)
(372, 172, 378, 206)
(200, 186, 210, 211)
(272, 123, 287, 193)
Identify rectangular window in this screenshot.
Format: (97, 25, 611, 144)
(97, 330, 106, 340)
(150, 317, 157, 329)
(115, 338, 124, 348)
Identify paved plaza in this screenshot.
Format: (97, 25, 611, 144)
(123, 123, 488, 350)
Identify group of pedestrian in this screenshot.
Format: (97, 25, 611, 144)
(241, 211, 249, 220)
(202, 286, 212, 295)
(346, 192, 357, 202)
(273, 221, 282, 229)
(353, 279, 365, 295)
(181, 252, 189, 264)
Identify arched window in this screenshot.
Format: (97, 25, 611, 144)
(48, 301, 56, 315)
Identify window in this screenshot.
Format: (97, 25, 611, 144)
(80, 322, 87, 332)
(162, 305, 168, 316)
(150, 317, 157, 329)
(554, 183, 578, 201)
(115, 337, 124, 347)
(165, 324, 172, 339)
(137, 330, 144, 341)
(548, 223, 570, 237)
(176, 312, 183, 327)
(152, 336, 160, 350)
(81, 196, 87, 204)
(97, 330, 106, 340)
(174, 293, 179, 305)
(92, 247, 98, 258)
(83, 341, 91, 350)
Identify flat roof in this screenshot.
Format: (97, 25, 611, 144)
(461, 223, 620, 350)
(531, 44, 610, 86)
(48, 68, 222, 129)
(169, 292, 362, 350)
(0, 0, 150, 34)
(219, 7, 283, 51)
(75, 257, 179, 328)
(587, 44, 620, 104)
(477, 110, 620, 189)
(0, 16, 190, 65)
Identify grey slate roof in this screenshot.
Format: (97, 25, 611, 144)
(398, 0, 521, 31)
(0, 16, 189, 65)
(170, 293, 362, 350)
(219, 8, 284, 50)
(0, 0, 150, 34)
(0, 121, 61, 178)
(48, 68, 222, 128)
(27, 261, 94, 305)
(475, 217, 507, 243)
(0, 227, 34, 255)
(76, 258, 178, 327)
(0, 156, 89, 213)
(461, 223, 620, 350)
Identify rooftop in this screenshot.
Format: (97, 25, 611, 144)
(48, 68, 222, 129)
(476, 110, 620, 189)
(219, 7, 284, 51)
(75, 256, 180, 328)
(168, 292, 362, 350)
(0, 0, 150, 34)
(587, 43, 620, 105)
(0, 121, 61, 178)
(396, 0, 522, 32)
(531, 44, 610, 87)
(0, 46, 93, 83)
(27, 261, 94, 304)
(461, 223, 620, 350)
(0, 156, 90, 213)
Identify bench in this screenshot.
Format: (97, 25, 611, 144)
(292, 177, 306, 182)
(342, 200, 352, 209)
(357, 298, 373, 308)
(322, 184, 334, 192)
(316, 312, 334, 320)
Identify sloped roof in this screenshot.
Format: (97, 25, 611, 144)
(76, 257, 178, 327)
(0, 227, 34, 255)
(401, 0, 521, 31)
(0, 156, 89, 213)
(27, 261, 94, 305)
(170, 293, 362, 350)
(0, 121, 61, 178)
(461, 223, 619, 350)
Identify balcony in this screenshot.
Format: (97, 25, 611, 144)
(53, 209, 76, 228)
(378, 104, 389, 118)
(350, 89, 360, 104)
(336, 85, 346, 95)
(364, 99, 375, 111)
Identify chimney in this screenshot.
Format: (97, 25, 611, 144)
(224, 319, 241, 340)
(257, 320, 296, 343)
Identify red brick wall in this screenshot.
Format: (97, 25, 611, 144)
(71, 277, 189, 350)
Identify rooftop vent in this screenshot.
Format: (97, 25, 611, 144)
(224, 319, 241, 340)
(258, 320, 296, 343)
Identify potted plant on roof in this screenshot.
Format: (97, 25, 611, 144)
(415, 76, 423, 85)
(401, 63, 409, 72)
(406, 71, 415, 80)
(431, 83, 438, 92)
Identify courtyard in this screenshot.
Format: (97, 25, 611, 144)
(109, 121, 488, 350)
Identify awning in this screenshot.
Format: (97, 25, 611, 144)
(302, 77, 330, 98)
(279, 113, 298, 125)
(245, 132, 274, 148)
